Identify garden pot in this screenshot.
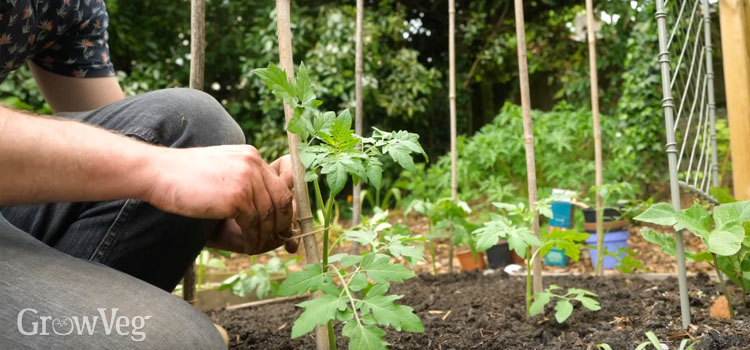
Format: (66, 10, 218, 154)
(510, 250, 525, 265)
(486, 242, 510, 269)
(582, 208, 623, 223)
(584, 230, 630, 269)
(457, 250, 486, 271)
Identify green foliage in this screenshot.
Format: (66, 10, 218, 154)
(256, 63, 424, 349)
(220, 252, 298, 299)
(528, 285, 601, 324)
(398, 103, 640, 205)
(633, 331, 694, 350)
(404, 198, 476, 274)
(344, 210, 425, 266)
(636, 202, 749, 257)
(254, 62, 425, 199)
(711, 187, 738, 204)
(193, 248, 229, 289)
(635, 331, 663, 350)
(471, 198, 598, 320)
(636, 201, 750, 309)
(277, 245, 423, 349)
(607, 247, 647, 274)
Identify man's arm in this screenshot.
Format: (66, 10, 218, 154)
(29, 62, 125, 113)
(0, 107, 154, 204)
(0, 108, 295, 253)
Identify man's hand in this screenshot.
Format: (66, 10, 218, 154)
(145, 147, 298, 254)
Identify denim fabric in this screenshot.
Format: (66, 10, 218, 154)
(1, 88, 246, 292)
(0, 213, 225, 349)
(0, 88, 244, 348)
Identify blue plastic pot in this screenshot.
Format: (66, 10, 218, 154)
(584, 230, 630, 269)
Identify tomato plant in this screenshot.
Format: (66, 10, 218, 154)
(254, 62, 427, 349)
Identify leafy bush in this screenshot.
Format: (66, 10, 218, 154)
(398, 102, 637, 204)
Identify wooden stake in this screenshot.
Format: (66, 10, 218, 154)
(448, 0, 458, 275)
(225, 295, 308, 311)
(274, 1, 329, 349)
(719, 0, 750, 200)
(513, 0, 543, 295)
(585, 0, 604, 276)
(183, 0, 206, 304)
(352, 0, 364, 229)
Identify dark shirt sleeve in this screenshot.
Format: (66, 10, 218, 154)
(31, 1, 114, 79)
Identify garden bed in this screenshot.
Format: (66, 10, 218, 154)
(209, 272, 750, 349)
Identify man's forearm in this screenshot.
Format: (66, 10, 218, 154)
(0, 107, 157, 205)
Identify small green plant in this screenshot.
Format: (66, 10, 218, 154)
(635, 198, 750, 319)
(404, 198, 475, 274)
(473, 201, 600, 321)
(195, 248, 230, 288)
(603, 247, 647, 274)
(636, 331, 694, 350)
(529, 285, 600, 323)
(219, 252, 299, 299)
(598, 332, 694, 350)
(339, 209, 425, 267)
(255, 62, 426, 349)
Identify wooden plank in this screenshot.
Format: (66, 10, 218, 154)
(719, 0, 750, 200)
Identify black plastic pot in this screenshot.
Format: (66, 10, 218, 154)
(582, 208, 623, 223)
(486, 242, 510, 269)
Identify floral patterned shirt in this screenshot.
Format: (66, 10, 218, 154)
(0, 0, 114, 83)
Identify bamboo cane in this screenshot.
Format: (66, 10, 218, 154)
(584, 0, 605, 276)
(352, 0, 364, 230)
(513, 0, 542, 295)
(274, 1, 329, 348)
(448, 0, 458, 275)
(183, 0, 206, 304)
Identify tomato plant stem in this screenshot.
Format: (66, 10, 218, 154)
(313, 178, 336, 347)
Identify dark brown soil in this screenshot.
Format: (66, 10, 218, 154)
(208, 272, 750, 349)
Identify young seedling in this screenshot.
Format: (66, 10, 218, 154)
(473, 201, 599, 320)
(528, 285, 601, 323)
(219, 252, 299, 299)
(254, 62, 426, 349)
(405, 198, 475, 274)
(635, 331, 693, 350)
(635, 200, 750, 318)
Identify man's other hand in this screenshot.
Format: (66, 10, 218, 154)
(144, 147, 297, 254)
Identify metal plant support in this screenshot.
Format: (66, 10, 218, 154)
(654, 0, 721, 328)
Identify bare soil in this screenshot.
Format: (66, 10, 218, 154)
(208, 272, 750, 349)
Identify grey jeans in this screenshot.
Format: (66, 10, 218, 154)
(0, 88, 243, 349)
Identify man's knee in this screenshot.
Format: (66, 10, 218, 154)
(143, 88, 245, 147)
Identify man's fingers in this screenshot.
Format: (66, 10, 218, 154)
(269, 155, 283, 174)
(261, 165, 293, 238)
(252, 168, 275, 242)
(236, 210, 259, 254)
(285, 238, 299, 254)
(270, 155, 294, 189)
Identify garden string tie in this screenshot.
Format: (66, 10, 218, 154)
(287, 226, 330, 240)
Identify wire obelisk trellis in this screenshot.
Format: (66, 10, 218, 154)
(655, 0, 721, 328)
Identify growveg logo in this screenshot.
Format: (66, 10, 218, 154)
(17, 308, 152, 341)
